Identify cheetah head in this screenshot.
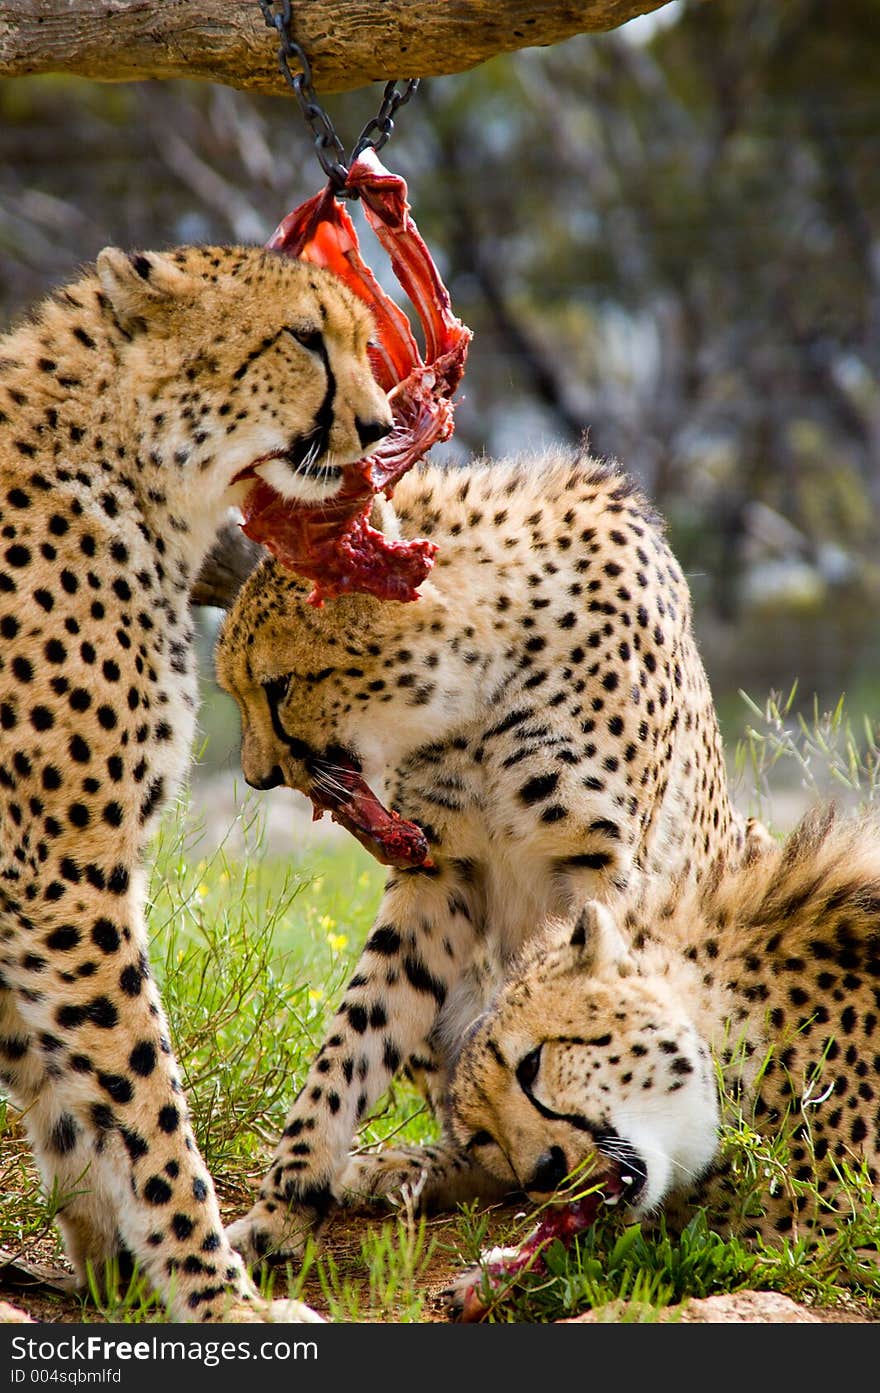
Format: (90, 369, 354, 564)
(449, 901, 720, 1222)
(96, 244, 392, 507)
(215, 530, 494, 805)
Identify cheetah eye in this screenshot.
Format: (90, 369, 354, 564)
(262, 673, 291, 703)
(516, 1047, 542, 1092)
(468, 1130, 495, 1150)
(286, 326, 324, 354)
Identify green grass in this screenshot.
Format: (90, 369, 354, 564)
(288, 1203, 439, 1323)
(450, 1078, 880, 1324)
(2, 692, 880, 1323)
(150, 789, 442, 1179)
(732, 683, 880, 828)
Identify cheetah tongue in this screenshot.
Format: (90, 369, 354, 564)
(243, 151, 470, 608)
(306, 754, 431, 870)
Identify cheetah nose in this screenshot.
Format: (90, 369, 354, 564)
(527, 1146, 569, 1194)
(246, 765, 286, 791)
(355, 416, 392, 450)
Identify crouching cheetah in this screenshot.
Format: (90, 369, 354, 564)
(449, 806, 880, 1257)
(215, 446, 761, 1265)
(0, 244, 391, 1320)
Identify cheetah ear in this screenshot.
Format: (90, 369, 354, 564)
(569, 901, 631, 974)
(96, 248, 195, 329)
(191, 520, 265, 610)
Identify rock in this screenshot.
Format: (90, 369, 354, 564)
(567, 1290, 823, 1323)
(666, 1292, 822, 1323)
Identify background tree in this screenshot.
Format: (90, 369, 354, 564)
(1, 0, 878, 747)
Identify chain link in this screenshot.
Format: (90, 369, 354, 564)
(258, 0, 419, 194)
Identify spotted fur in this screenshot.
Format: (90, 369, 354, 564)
(450, 806, 880, 1243)
(0, 243, 390, 1321)
(216, 446, 760, 1262)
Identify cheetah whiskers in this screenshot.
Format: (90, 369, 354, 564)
(594, 1135, 708, 1190)
(316, 450, 340, 491)
(310, 765, 353, 801)
(292, 436, 323, 479)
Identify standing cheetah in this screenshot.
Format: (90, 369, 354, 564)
(449, 806, 880, 1256)
(0, 244, 391, 1320)
(215, 447, 761, 1265)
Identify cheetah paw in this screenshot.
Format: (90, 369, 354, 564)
(224, 1297, 325, 1324)
(226, 1211, 311, 1269)
(338, 1151, 430, 1209)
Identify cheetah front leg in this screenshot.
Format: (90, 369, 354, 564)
(0, 987, 119, 1283)
(0, 986, 122, 1279)
(227, 867, 478, 1265)
(2, 898, 317, 1323)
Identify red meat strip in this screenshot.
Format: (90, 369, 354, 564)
(241, 150, 472, 606)
(448, 1170, 628, 1322)
(307, 751, 431, 869)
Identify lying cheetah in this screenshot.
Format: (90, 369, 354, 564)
(450, 806, 880, 1254)
(215, 446, 760, 1264)
(0, 244, 391, 1321)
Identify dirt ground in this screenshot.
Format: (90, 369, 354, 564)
(0, 1207, 471, 1325)
(2, 1195, 878, 1326)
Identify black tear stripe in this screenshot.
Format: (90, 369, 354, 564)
(517, 1073, 645, 1188)
(261, 680, 314, 764)
(288, 334, 337, 478)
(519, 1082, 598, 1135)
(227, 326, 335, 480)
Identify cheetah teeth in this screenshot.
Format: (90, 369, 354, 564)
(602, 1177, 633, 1207)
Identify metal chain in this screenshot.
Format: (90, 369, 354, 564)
(258, 0, 419, 194)
(352, 78, 420, 162)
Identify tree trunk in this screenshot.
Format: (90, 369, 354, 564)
(0, 2, 671, 95)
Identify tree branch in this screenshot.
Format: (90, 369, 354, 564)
(1, 2, 672, 95)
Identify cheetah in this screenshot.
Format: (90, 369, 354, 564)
(215, 445, 761, 1265)
(0, 243, 391, 1321)
(449, 806, 880, 1267)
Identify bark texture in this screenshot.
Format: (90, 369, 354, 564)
(0, 2, 671, 94)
